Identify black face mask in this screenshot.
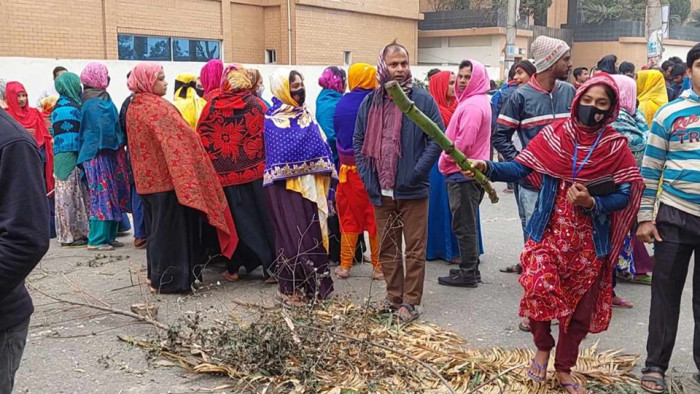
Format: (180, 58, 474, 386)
(577, 104, 609, 127)
(291, 88, 306, 106)
(195, 87, 205, 98)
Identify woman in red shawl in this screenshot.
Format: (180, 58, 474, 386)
(466, 74, 643, 393)
(125, 63, 238, 294)
(5, 82, 55, 194)
(425, 71, 461, 263)
(197, 63, 275, 283)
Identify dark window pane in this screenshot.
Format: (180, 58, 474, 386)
(173, 39, 220, 62)
(118, 34, 170, 61)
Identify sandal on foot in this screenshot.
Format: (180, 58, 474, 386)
(519, 318, 531, 332)
(612, 296, 634, 309)
(110, 241, 125, 248)
(87, 244, 114, 251)
(394, 303, 419, 324)
(640, 367, 666, 394)
(222, 271, 239, 282)
(372, 269, 384, 280)
(335, 266, 350, 279)
(630, 275, 652, 285)
(527, 358, 548, 382)
(500, 264, 522, 274)
(561, 381, 586, 394)
(374, 299, 399, 314)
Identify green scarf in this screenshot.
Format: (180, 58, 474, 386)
(54, 72, 82, 103)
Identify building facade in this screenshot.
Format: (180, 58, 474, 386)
(0, 0, 422, 65)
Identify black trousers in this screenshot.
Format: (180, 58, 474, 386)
(0, 318, 29, 394)
(645, 204, 700, 372)
(447, 181, 484, 276)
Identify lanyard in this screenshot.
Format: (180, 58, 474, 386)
(572, 131, 604, 182)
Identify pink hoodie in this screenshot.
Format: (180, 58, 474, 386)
(438, 59, 492, 176)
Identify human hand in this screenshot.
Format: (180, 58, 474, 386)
(566, 182, 594, 209)
(637, 221, 662, 243)
(462, 160, 487, 179)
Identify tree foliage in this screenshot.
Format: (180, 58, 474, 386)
(670, 0, 691, 25)
(580, 0, 646, 24)
(429, 0, 553, 17)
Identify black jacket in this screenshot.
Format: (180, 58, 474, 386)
(0, 109, 50, 331)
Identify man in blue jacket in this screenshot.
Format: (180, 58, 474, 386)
(0, 108, 50, 393)
(493, 35, 575, 276)
(354, 41, 443, 323)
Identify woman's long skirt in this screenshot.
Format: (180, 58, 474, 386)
(54, 168, 90, 244)
(83, 149, 130, 246)
(223, 179, 276, 276)
(266, 182, 333, 299)
(142, 191, 206, 294)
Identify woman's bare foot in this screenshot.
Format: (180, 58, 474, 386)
(146, 279, 151, 286)
(222, 271, 239, 282)
(150, 287, 158, 294)
(372, 269, 385, 280)
(335, 266, 350, 279)
(279, 292, 306, 307)
(527, 349, 550, 381)
(612, 296, 634, 308)
(557, 371, 587, 394)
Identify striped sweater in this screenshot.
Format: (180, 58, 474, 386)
(639, 89, 700, 222)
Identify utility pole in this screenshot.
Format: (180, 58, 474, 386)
(505, 0, 518, 78)
(646, 0, 663, 67)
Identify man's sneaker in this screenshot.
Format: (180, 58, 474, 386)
(438, 271, 478, 288)
(449, 268, 482, 283)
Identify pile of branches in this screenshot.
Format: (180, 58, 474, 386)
(119, 299, 643, 393)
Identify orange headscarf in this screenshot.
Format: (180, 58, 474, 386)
(348, 63, 377, 91)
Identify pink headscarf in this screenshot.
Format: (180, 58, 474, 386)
(80, 62, 110, 89)
(200, 59, 224, 98)
(610, 74, 637, 114)
(318, 66, 346, 94)
(127, 63, 163, 94)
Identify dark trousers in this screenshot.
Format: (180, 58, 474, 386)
(447, 181, 484, 276)
(374, 197, 429, 306)
(645, 204, 700, 372)
(530, 275, 600, 373)
(0, 318, 29, 394)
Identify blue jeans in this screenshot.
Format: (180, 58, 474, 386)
(515, 185, 538, 243)
(0, 318, 29, 394)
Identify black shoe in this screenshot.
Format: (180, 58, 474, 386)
(449, 268, 482, 283)
(438, 271, 478, 288)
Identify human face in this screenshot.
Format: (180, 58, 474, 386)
(446, 73, 456, 99)
(622, 71, 635, 78)
(153, 72, 168, 96)
(385, 49, 409, 83)
(689, 58, 700, 95)
(576, 70, 590, 83)
(673, 74, 685, 85)
(552, 52, 573, 80)
(513, 68, 531, 86)
(290, 73, 304, 91)
(457, 65, 472, 92)
(17, 92, 27, 108)
(663, 66, 673, 81)
(54, 69, 66, 81)
(195, 78, 203, 91)
(579, 85, 612, 112)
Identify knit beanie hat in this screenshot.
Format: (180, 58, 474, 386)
(531, 36, 570, 74)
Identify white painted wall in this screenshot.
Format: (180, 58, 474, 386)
(0, 57, 499, 114)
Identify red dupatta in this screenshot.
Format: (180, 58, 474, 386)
(428, 71, 457, 127)
(5, 82, 54, 193)
(515, 74, 644, 332)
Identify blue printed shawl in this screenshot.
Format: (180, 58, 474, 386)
(51, 96, 82, 154)
(611, 108, 649, 168)
(78, 94, 126, 164)
(263, 96, 337, 186)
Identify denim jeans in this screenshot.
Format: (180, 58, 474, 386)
(447, 181, 484, 275)
(515, 185, 538, 243)
(0, 318, 29, 394)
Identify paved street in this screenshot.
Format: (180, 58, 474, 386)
(14, 182, 698, 393)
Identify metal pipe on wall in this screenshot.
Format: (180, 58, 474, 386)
(287, 0, 293, 65)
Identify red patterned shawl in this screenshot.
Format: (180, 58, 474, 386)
(197, 92, 268, 186)
(125, 92, 238, 258)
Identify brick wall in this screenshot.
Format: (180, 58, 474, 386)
(0, 0, 106, 59)
(116, 0, 222, 39)
(294, 5, 418, 65)
(230, 3, 265, 63)
(264, 6, 285, 64)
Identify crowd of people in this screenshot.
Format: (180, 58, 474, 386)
(1, 35, 700, 394)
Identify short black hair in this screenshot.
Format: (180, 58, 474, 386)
(53, 66, 67, 79)
(687, 43, 700, 69)
(459, 60, 472, 71)
(573, 67, 588, 78)
(661, 60, 675, 72)
(490, 80, 498, 90)
(671, 62, 686, 77)
(507, 64, 517, 80)
(383, 39, 408, 58)
(618, 61, 635, 75)
(669, 56, 684, 64)
(427, 68, 441, 79)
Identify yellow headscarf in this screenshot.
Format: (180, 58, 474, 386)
(173, 73, 206, 130)
(348, 63, 378, 91)
(269, 67, 300, 107)
(637, 70, 669, 127)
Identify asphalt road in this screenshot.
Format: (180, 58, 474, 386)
(13, 182, 698, 393)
